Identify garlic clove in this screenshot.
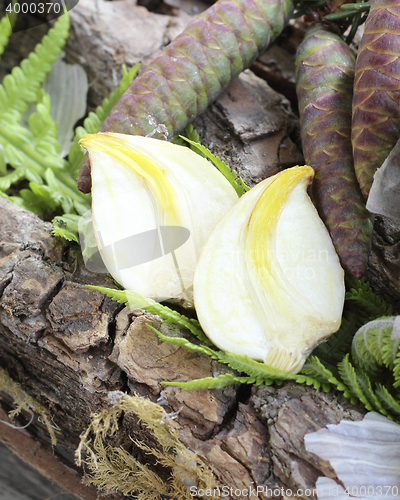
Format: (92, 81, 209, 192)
(80, 133, 238, 305)
(193, 166, 345, 373)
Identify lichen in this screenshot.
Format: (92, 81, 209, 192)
(76, 391, 219, 499)
(0, 367, 58, 445)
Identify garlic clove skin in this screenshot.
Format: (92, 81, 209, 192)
(305, 412, 400, 500)
(193, 166, 345, 374)
(80, 133, 239, 305)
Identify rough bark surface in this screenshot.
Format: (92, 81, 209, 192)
(0, 0, 399, 498)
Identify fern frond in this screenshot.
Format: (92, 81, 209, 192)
(0, 12, 70, 123)
(0, 15, 13, 59)
(0, 166, 27, 191)
(351, 322, 384, 375)
(162, 373, 257, 389)
(351, 317, 399, 375)
(300, 356, 343, 392)
(393, 350, 400, 388)
(0, 190, 25, 207)
(28, 90, 63, 166)
(149, 325, 221, 359)
(173, 124, 204, 150)
(180, 137, 250, 197)
(151, 326, 300, 386)
(52, 214, 80, 243)
(375, 384, 400, 419)
(85, 285, 211, 345)
(0, 143, 6, 175)
(346, 277, 394, 324)
(215, 351, 292, 385)
(0, 110, 88, 213)
(355, 370, 388, 414)
(381, 325, 400, 370)
(67, 63, 140, 177)
(183, 124, 202, 145)
(338, 355, 372, 407)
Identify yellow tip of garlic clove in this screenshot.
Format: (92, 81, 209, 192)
(80, 133, 239, 305)
(193, 165, 345, 374)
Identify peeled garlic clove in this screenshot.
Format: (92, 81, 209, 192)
(80, 133, 238, 305)
(193, 166, 345, 373)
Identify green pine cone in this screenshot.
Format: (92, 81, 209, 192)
(77, 0, 294, 193)
(352, 0, 400, 198)
(296, 25, 372, 279)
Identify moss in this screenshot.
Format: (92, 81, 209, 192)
(0, 367, 58, 445)
(76, 391, 219, 499)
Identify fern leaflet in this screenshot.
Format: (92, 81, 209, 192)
(300, 357, 339, 392)
(338, 355, 372, 408)
(180, 136, 250, 197)
(355, 370, 387, 414)
(375, 384, 400, 418)
(0, 12, 70, 123)
(162, 373, 257, 390)
(52, 214, 80, 243)
(0, 13, 14, 59)
(85, 285, 212, 345)
(345, 277, 394, 324)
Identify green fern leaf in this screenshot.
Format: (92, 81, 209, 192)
(375, 384, 400, 419)
(0, 114, 88, 213)
(393, 350, 400, 389)
(149, 326, 277, 385)
(338, 355, 372, 408)
(355, 370, 388, 414)
(0, 12, 70, 123)
(4, 141, 26, 168)
(162, 373, 257, 389)
(351, 323, 384, 375)
(351, 317, 399, 374)
(216, 351, 293, 384)
(0, 190, 25, 207)
(296, 374, 326, 390)
(52, 214, 80, 243)
(87, 64, 141, 131)
(381, 326, 400, 370)
(345, 277, 394, 324)
(67, 63, 140, 177)
(0, 15, 13, 59)
(149, 325, 220, 357)
(19, 183, 58, 213)
(28, 90, 63, 167)
(85, 285, 212, 345)
(0, 167, 26, 191)
(179, 137, 250, 197)
(173, 124, 205, 151)
(300, 356, 343, 392)
(0, 146, 6, 175)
